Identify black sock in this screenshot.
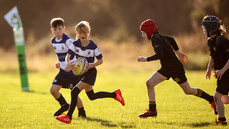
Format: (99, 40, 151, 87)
(86, 90, 116, 100)
(149, 101, 156, 111)
(196, 89, 214, 102)
(219, 117, 226, 121)
(56, 94, 68, 106)
(67, 87, 81, 119)
(78, 107, 85, 113)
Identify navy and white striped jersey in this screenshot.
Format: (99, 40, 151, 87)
(51, 33, 76, 70)
(68, 39, 103, 64)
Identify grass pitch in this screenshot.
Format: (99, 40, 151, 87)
(0, 70, 228, 129)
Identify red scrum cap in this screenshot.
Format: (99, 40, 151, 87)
(140, 19, 157, 38)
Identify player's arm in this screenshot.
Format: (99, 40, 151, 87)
(167, 36, 179, 51)
(87, 47, 103, 69)
(138, 38, 163, 62)
(88, 58, 103, 69)
(65, 44, 76, 72)
(167, 36, 188, 64)
(206, 56, 214, 79)
(214, 38, 229, 80)
(175, 50, 188, 64)
(55, 61, 60, 69)
(214, 59, 229, 80)
(65, 53, 73, 72)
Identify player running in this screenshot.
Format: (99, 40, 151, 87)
(56, 21, 125, 124)
(137, 19, 216, 118)
(50, 17, 86, 117)
(202, 15, 229, 125)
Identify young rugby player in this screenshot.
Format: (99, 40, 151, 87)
(50, 17, 86, 117)
(56, 21, 125, 124)
(202, 15, 229, 125)
(137, 19, 216, 118)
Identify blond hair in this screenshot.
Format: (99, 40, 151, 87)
(75, 21, 91, 34)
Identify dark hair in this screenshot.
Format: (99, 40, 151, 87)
(50, 17, 64, 28)
(202, 15, 226, 36)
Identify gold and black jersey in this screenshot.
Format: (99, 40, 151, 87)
(147, 32, 184, 73)
(208, 35, 229, 70)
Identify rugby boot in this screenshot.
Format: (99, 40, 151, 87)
(54, 104, 69, 116)
(114, 89, 125, 106)
(215, 118, 227, 125)
(56, 114, 71, 124)
(139, 109, 157, 118)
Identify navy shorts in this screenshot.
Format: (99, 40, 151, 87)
(52, 69, 81, 89)
(80, 67, 97, 86)
(157, 68, 187, 84)
(216, 70, 229, 95)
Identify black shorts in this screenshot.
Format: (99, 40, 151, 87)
(52, 69, 81, 89)
(80, 67, 97, 86)
(157, 68, 187, 84)
(216, 70, 229, 95)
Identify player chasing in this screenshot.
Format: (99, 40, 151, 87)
(137, 19, 216, 118)
(56, 21, 125, 124)
(49, 18, 86, 117)
(202, 15, 229, 125)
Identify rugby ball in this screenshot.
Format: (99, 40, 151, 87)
(72, 57, 88, 76)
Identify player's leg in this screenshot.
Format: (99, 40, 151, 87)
(50, 84, 69, 116)
(139, 71, 167, 118)
(214, 73, 228, 125)
(56, 81, 88, 123)
(179, 81, 216, 114)
(76, 96, 86, 117)
(179, 81, 213, 101)
(220, 72, 229, 104)
(221, 95, 229, 104)
(214, 91, 227, 125)
(85, 86, 125, 106)
(71, 76, 86, 118)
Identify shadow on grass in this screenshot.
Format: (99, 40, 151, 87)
(23, 90, 48, 95)
(85, 117, 136, 128)
(155, 121, 211, 128)
(85, 117, 118, 127)
(186, 122, 211, 127)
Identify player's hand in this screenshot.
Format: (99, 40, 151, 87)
(206, 69, 211, 79)
(178, 52, 188, 64)
(55, 62, 60, 69)
(84, 63, 92, 73)
(214, 69, 225, 80)
(138, 56, 147, 62)
(65, 62, 74, 72)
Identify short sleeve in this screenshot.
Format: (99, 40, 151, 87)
(68, 41, 77, 56)
(166, 36, 179, 51)
(219, 37, 229, 59)
(94, 47, 103, 60)
(66, 38, 74, 48)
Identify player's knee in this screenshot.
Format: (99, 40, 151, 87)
(86, 91, 96, 101)
(146, 80, 154, 88)
(71, 87, 81, 96)
(50, 86, 57, 95)
(88, 95, 96, 101)
(183, 89, 192, 95)
(221, 96, 229, 104)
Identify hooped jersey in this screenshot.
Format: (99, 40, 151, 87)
(68, 39, 103, 64)
(51, 33, 76, 70)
